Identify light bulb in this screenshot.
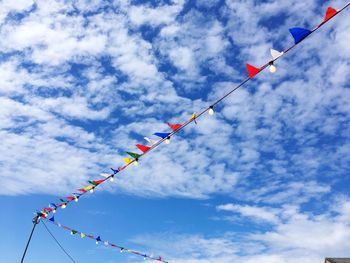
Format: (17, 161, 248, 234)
(208, 107, 214, 115)
(165, 138, 170, 144)
(61, 204, 67, 209)
(269, 64, 276, 73)
(90, 188, 94, 193)
(53, 209, 56, 213)
(110, 177, 114, 182)
(96, 241, 99, 245)
(74, 197, 79, 202)
(134, 161, 138, 166)
(71, 231, 73, 235)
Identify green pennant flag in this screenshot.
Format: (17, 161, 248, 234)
(71, 230, 78, 235)
(126, 152, 141, 159)
(88, 180, 98, 186)
(60, 198, 66, 202)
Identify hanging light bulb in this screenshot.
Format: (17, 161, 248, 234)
(120, 248, 124, 253)
(165, 137, 171, 144)
(110, 176, 114, 182)
(74, 197, 79, 202)
(90, 188, 94, 193)
(134, 159, 138, 166)
(61, 204, 67, 209)
(208, 106, 214, 115)
(70, 231, 74, 235)
(269, 61, 276, 73)
(53, 209, 56, 213)
(96, 241, 99, 245)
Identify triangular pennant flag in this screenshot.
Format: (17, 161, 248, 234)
(191, 112, 197, 124)
(246, 64, 262, 78)
(50, 203, 57, 209)
(36, 212, 43, 217)
(100, 173, 110, 177)
(78, 188, 87, 193)
(126, 151, 141, 159)
(270, 49, 283, 60)
(71, 230, 78, 235)
(88, 180, 98, 186)
(289, 27, 312, 44)
(94, 179, 105, 185)
(84, 185, 94, 190)
(157, 256, 162, 261)
(123, 157, 132, 165)
(154, 132, 170, 139)
(44, 207, 53, 212)
(136, 144, 150, 153)
(49, 216, 55, 222)
(66, 196, 75, 201)
(80, 232, 86, 238)
(322, 7, 337, 23)
(60, 198, 67, 203)
(167, 122, 182, 131)
(96, 236, 101, 242)
(144, 137, 158, 145)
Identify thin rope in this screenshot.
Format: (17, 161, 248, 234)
(42, 220, 77, 263)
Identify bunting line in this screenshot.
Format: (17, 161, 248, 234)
(42, 217, 168, 263)
(34, 2, 350, 261)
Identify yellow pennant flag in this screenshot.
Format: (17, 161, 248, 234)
(80, 233, 86, 238)
(123, 157, 132, 165)
(85, 185, 94, 190)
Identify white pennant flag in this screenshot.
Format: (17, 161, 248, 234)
(144, 137, 158, 145)
(270, 49, 283, 60)
(100, 173, 110, 177)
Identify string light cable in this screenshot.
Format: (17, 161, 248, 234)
(35, 2, 350, 219)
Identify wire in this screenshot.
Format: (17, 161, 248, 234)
(42, 220, 77, 263)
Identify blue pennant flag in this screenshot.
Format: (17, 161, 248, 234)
(154, 132, 170, 139)
(289, 27, 312, 44)
(96, 236, 101, 242)
(49, 216, 55, 222)
(111, 168, 119, 174)
(50, 203, 57, 208)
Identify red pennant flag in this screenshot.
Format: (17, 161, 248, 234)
(136, 144, 151, 153)
(78, 188, 87, 193)
(322, 7, 337, 23)
(93, 179, 105, 185)
(167, 122, 182, 131)
(246, 64, 261, 79)
(43, 207, 53, 212)
(66, 196, 75, 201)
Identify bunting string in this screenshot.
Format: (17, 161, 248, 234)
(34, 3, 350, 261)
(42, 216, 168, 263)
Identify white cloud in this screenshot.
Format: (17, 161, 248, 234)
(217, 203, 280, 223)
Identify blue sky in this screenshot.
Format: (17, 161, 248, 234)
(1, 0, 350, 262)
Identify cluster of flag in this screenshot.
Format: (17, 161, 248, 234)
(44, 216, 168, 263)
(34, 4, 347, 262)
(245, 7, 339, 79)
(35, 121, 186, 220)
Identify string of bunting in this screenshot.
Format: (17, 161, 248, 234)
(35, 3, 349, 220)
(34, 3, 350, 261)
(42, 216, 167, 263)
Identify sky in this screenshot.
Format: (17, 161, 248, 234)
(0, 0, 350, 262)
